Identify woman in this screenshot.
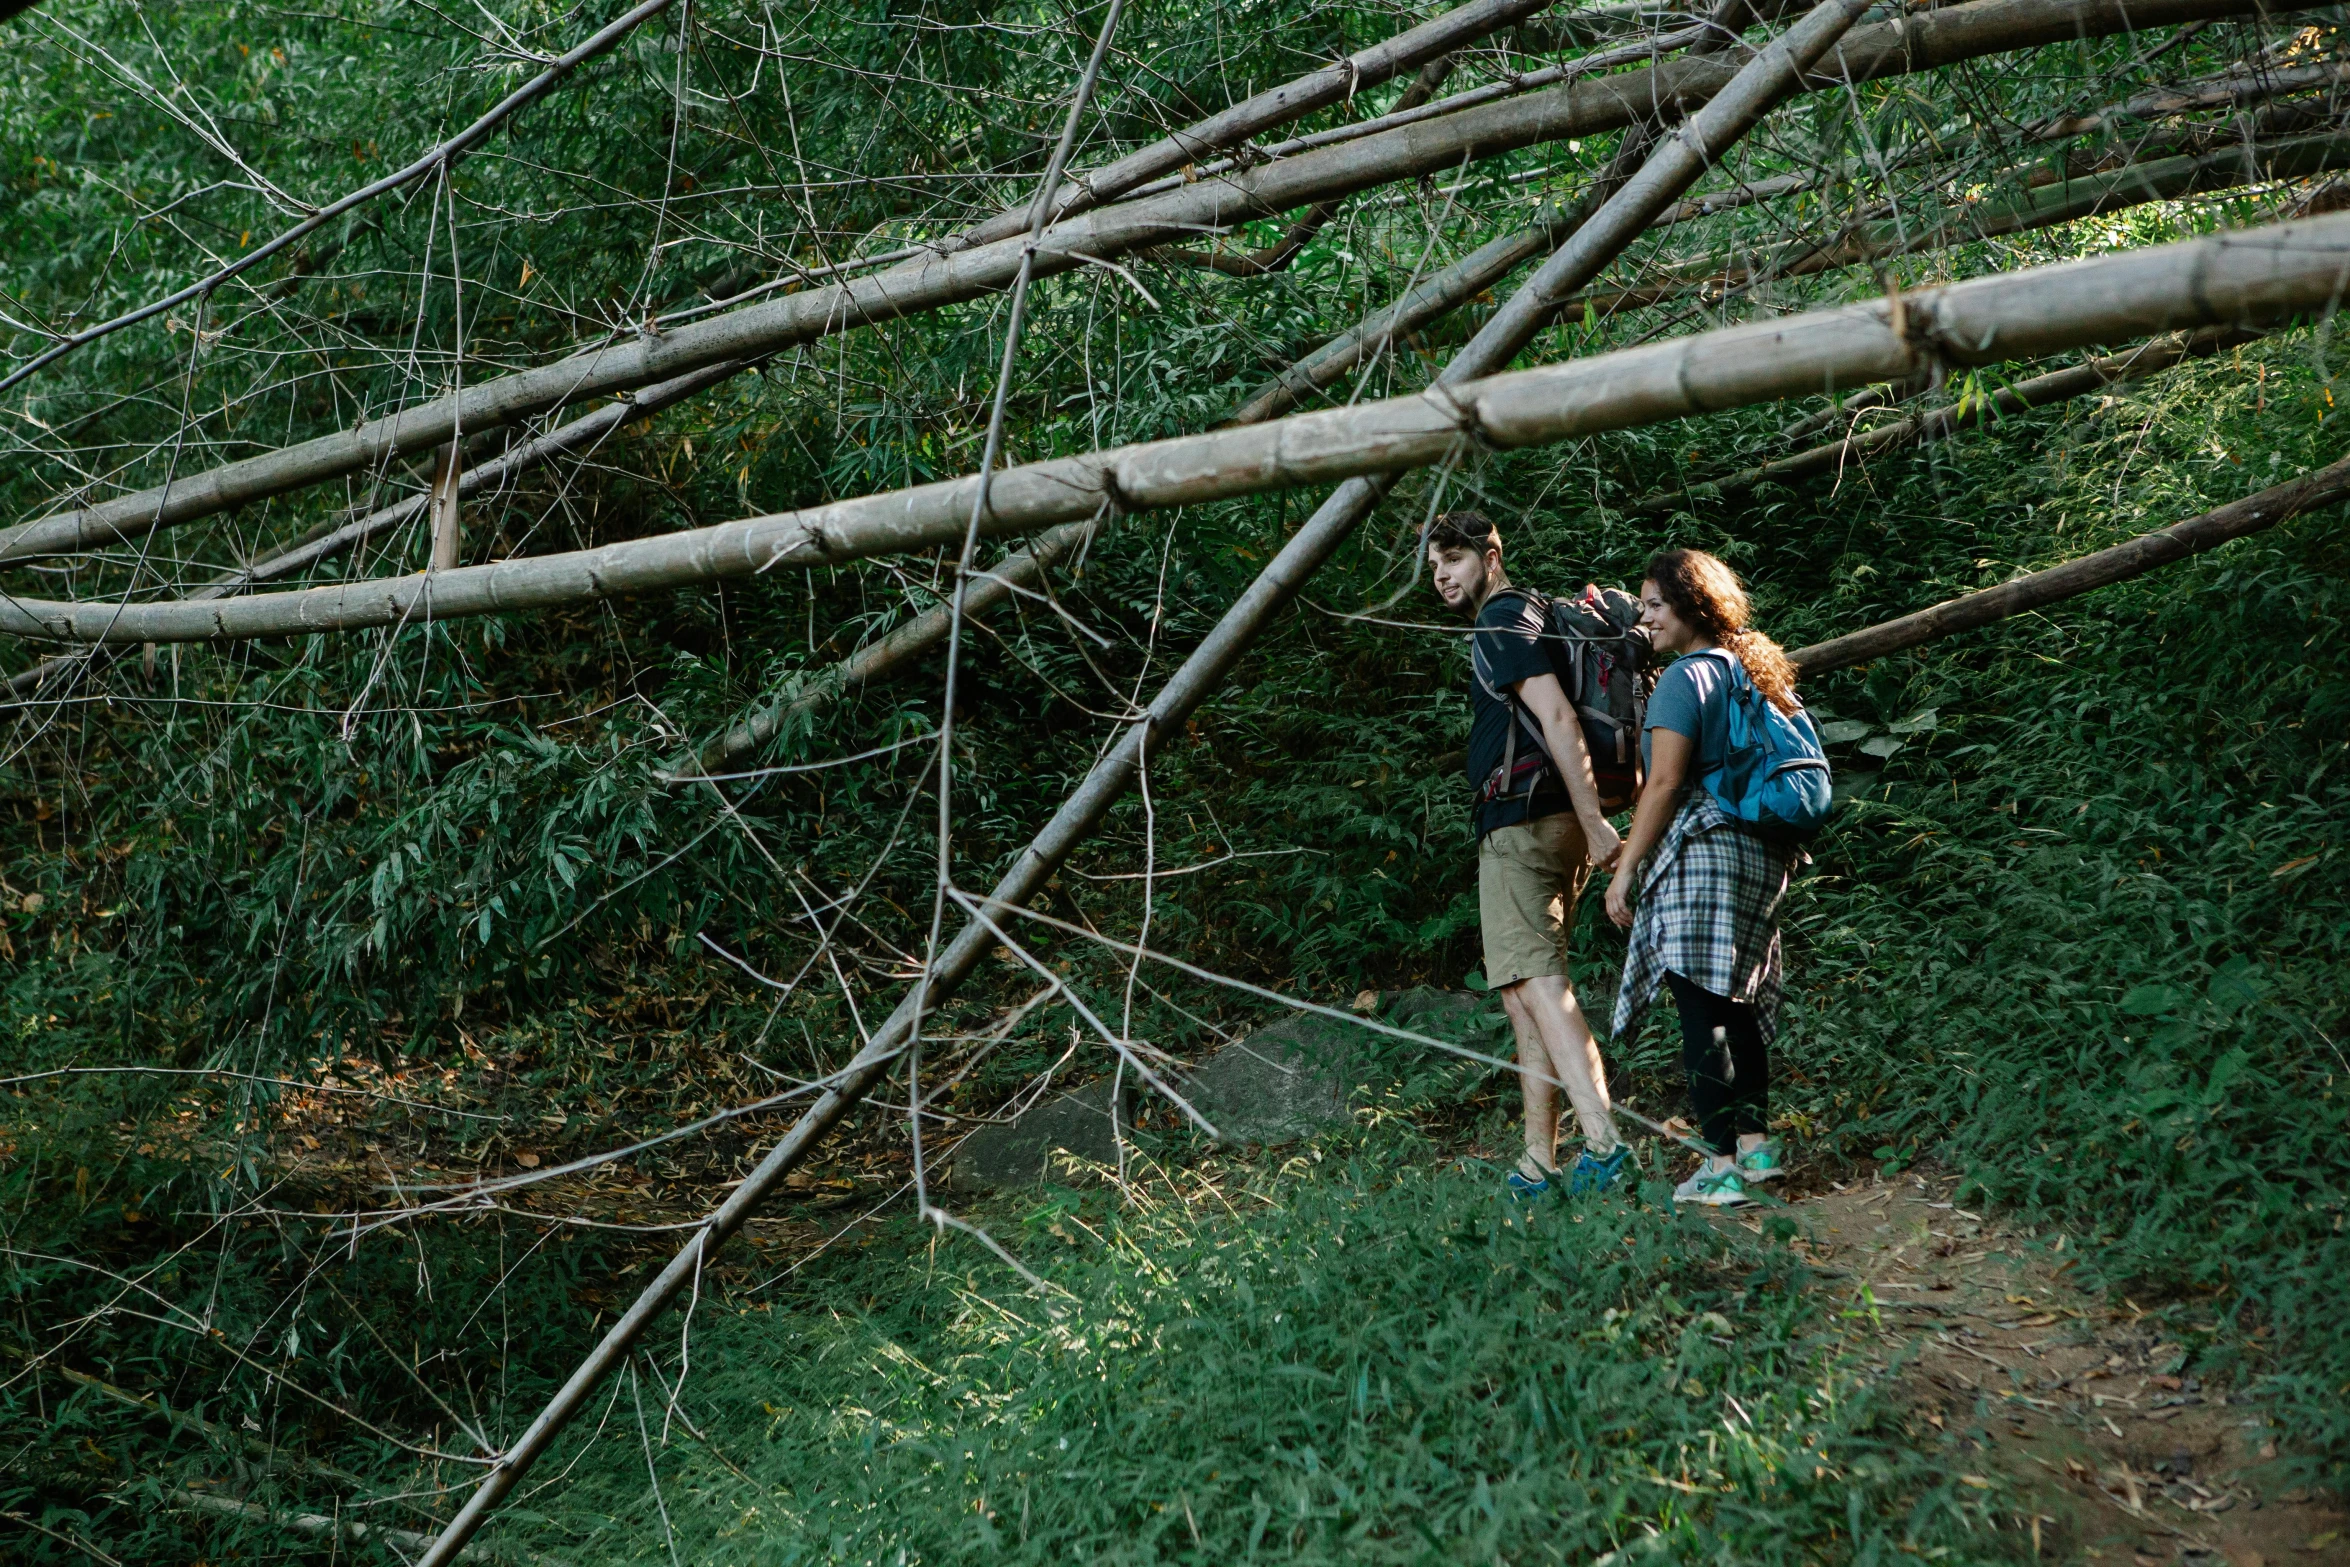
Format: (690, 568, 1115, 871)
(1604, 549, 1803, 1207)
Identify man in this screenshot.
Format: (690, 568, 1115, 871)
(1425, 511, 1629, 1199)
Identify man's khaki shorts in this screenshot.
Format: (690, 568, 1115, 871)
(1478, 811, 1591, 989)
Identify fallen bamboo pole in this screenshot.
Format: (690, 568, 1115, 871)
(1633, 323, 2264, 510)
(1566, 127, 2350, 324)
(671, 0, 1759, 778)
(948, 0, 1562, 250)
(0, 359, 749, 699)
(1140, 0, 1807, 205)
(406, 8, 1879, 1559)
(1790, 451, 2350, 675)
(1235, 60, 2350, 424)
(2024, 55, 2350, 144)
(10, 209, 2350, 648)
(0, 0, 2270, 565)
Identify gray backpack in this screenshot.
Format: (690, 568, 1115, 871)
(1471, 585, 1654, 808)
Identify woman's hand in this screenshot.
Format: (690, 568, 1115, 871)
(1607, 728, 1687, 929)
(1605, 865, 1637, 928)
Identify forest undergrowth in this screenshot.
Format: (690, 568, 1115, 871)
(2, 2, 2347, 1559)
(7, 331, 2344, 1564)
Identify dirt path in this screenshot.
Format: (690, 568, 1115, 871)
(1765, 1172, 2347, 1566)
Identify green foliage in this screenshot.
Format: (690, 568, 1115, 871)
(2, 0, 2347, 1559)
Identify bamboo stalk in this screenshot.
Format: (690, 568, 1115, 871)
(0, 0, 2269, 565)
(949, 0, 1562, 250)
(1222, 0, 1770, 425)
(1247, 44, 2350, 415)
(1568, 127, 2350, 324)
(426, 443, 463, 574)
(1634, 323, 2264, 510)
(1, 359, 747, 700)
(9, 210, 2348, 648)
(406, 9, 1877, 1560)
(1790, 451, 2350, 675)
(1239, 123, 2346, 430)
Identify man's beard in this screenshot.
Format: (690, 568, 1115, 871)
(1461, 561, 1495, 616)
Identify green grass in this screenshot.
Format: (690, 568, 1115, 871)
(510, 1129, 2016, 1567)
(1772, 524, 2350, 1476)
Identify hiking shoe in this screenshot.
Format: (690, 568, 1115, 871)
(1568, 1143, 1631, 1196)
(1673, 1164, 1749, 1207)
(1736, 1138, 1787, 1184)
(1506, 1156, 1555, 1204)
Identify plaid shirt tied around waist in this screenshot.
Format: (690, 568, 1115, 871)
(1612, 791, 1798, 1047)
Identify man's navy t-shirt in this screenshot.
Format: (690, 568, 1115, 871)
(1467, 591, 1571, 838)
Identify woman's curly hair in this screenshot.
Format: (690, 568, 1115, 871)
(1645, 548, 1800, 715)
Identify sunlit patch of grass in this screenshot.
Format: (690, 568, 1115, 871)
(523, 1133, 2018, 1565)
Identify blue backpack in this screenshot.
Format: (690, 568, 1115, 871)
(1693, 648, 1835, 842)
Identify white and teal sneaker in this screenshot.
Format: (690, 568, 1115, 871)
(1673, 1162, 1750, 1207)
(1736, 1138, 1787, 1184)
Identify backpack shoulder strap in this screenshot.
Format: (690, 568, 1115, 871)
(1469, 586, 1546, 700)
(1692, 645, 1747, 688)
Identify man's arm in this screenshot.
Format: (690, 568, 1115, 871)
(1605, 726, 1690, 927)
(1513, 670, 1622, 868)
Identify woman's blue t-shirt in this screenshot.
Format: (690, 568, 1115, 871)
(1643, 649, 1737, 778)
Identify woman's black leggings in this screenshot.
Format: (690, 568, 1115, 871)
(1664, 972, 1769, 1159)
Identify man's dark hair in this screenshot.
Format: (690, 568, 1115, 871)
(1423, 509, 1501, 557)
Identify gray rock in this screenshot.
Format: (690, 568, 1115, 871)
(1181, 1012, 1358, 1145)
(944, 990, 1495, 1190)
(945, 1074, 1126, 1191)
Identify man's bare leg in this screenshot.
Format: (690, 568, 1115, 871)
(1501, 983, 1561, 1174)
(1506, 973, 1620, 1160)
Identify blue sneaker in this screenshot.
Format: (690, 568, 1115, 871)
(1568, 1143, 1631, 1196)
(1505, 1155, 1554, 1204)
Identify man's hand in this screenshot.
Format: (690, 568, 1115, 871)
(1583, 813, 1622, 872)
(1604, 867, 1636, 928)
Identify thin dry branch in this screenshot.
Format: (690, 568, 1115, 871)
(0, 0, 680, 397)
(0, 0, 2268, 564)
